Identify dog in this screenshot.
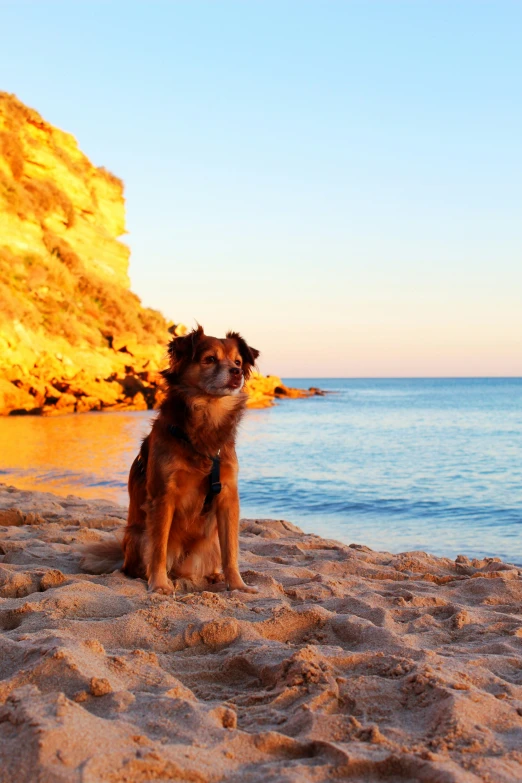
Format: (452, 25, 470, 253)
(81, 326, 259, 595)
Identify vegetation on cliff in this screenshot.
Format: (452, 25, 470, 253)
(0, 93, 319, 415)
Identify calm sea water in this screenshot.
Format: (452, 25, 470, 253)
(1, 378, 521, 564)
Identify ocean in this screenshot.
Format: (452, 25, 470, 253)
(1, 378, 521, 564)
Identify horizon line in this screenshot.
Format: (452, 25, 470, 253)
(278, 375, 522, 380)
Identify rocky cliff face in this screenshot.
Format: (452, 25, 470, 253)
(0, 92, 177, 415)
(0, 93, 319, 415)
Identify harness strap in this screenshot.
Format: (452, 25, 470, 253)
(169, 424, 222, 511)
(209, 456, 222, 496)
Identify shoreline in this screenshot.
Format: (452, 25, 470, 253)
(1, 485, 522, 781)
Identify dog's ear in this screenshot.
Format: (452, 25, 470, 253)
(226, 331, 260, 379)
(164, 325, 204, 381)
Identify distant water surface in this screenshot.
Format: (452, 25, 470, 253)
(1, 378, 521, 563)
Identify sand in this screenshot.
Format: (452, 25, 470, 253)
(1, 483, 522, 782)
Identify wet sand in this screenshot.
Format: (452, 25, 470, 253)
(1, 482, 522, 782)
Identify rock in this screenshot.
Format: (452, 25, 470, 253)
(0, 508, 25, 526)
(0, 379, 35, 413)
(245, 372, 322, 408)
(54, 392, 78, 411)
(112, 333, 138, 354)
(75, 395, 102, 413)
(118, 375, 145, 398)
(124, 392, 148, 411)
(168, 323, 187, 337)
(90, 677, 112, 697)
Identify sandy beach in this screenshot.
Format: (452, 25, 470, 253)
(1, 483, 522, 782)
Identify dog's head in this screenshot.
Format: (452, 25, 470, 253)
(164, 326, 260, 396)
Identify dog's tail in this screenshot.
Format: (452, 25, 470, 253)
(80, 537, 124, 574)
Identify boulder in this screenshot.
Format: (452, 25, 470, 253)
(0, 378, 35, 413)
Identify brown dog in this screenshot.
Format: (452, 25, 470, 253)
(81, 326, 259, 595)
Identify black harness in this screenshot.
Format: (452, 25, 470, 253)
(169, 424, 222, 512)
(135, 426, 222, 513)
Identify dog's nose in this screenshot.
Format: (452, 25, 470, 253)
(230, 367, 241, 376)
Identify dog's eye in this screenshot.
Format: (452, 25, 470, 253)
(235, 360, 241, 366)
(204, 356, 217, 364)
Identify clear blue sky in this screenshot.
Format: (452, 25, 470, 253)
(2, 1, 521, 376)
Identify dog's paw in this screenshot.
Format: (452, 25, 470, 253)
(227, 580, 258, 594)
(153, 586, 175, 596)
(148, 577, 175, 596)
(238, 584, 259, 594)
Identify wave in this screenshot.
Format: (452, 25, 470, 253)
(239, 477, 522, 527)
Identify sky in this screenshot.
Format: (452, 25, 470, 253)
(1, 1, 521, 377)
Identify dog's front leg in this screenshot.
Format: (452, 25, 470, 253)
(216, 489, 257, 593)
(145, 492, 175, 595)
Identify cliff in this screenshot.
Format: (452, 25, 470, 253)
(0, 92, 174, 414)
(0, 93, 319, 415)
